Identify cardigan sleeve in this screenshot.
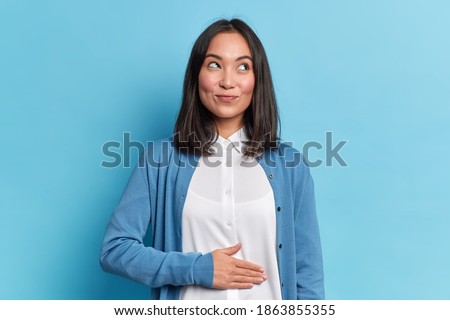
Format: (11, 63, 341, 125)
(99, 154, 213, 288)
(294, 164, 325, 299)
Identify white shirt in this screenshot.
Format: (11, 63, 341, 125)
(180, 127, 282, 300)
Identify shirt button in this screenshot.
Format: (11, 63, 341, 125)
(277, 206, 281, 212)
(226, 221, 232, 226)
(225, 189, 231, 196)
(279, 243, 283, 249)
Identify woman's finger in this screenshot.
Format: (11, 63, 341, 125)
(228, 282, 255, 289)
(231, 275, 265, 284)
(233, 267, 267, 279)
(217, 243, 242, 256)
(233, 258, 264, 272)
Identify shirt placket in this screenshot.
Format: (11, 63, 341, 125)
(221, 138, 239, 300)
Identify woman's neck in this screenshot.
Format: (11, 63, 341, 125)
(215, 120, 244, 139)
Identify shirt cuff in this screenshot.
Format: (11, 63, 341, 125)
(192, 252, 214, 288)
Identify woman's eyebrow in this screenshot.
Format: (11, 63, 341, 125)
(205, 53, 252, 61)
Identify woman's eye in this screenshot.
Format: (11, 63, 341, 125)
(207, 62, 220, 68)
(237, 63, 250, 71)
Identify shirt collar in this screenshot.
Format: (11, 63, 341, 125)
(216, 127, 248, 153)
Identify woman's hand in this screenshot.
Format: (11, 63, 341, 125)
(211, 243, 267, 289)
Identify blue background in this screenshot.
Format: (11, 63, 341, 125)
(1, 0, 449, 299)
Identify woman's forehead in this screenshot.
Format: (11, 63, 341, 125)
(206, 32, 252, 58)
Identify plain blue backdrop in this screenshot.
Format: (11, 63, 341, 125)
(1, 0, 449, 299)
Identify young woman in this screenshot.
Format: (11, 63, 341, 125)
(100, 18, 324, 300)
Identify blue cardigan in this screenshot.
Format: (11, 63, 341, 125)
(100, 138, 324, 299)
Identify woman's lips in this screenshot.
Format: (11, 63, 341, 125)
(215, 95, 238, 102)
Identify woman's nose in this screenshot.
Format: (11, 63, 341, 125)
(219, 70, 236, 89)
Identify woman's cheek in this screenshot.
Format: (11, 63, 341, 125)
(198, 71, 217, 93)
(240, 77, 255, 94)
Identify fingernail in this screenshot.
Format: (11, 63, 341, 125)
(262, 274, 268, 280)
(259, 267, 265, 273)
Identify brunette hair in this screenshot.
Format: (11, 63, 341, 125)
(174, 18, 279, 157)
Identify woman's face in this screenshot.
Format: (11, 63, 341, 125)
(198, 32, 255, 131)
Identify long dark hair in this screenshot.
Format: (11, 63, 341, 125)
(174, 18, 279, 157)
